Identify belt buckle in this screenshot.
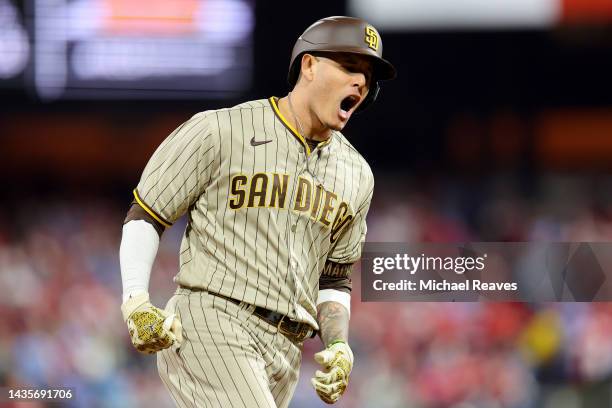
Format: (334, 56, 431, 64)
(295, 324, 311, 342)
(277, 315, 310, 342)
(276, 314, 292, 336)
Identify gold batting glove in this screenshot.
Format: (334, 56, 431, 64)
(121, 292, 183, 354)
(311, 340, 354, 404)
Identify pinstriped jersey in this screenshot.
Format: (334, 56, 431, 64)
(134, 97, 374, 328)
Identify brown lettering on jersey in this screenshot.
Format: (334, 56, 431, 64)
(228, 173, 353, 234)
(330, 202, 354, 243)
(248, 173, 268, 207)
(310, 184, 324, 220)
(319, 190, 337, 227)
(321, 261, 353, 278)
(269, 173, 289, 208)
(293, 177, 312, 212)
(229, 174, 248, 209)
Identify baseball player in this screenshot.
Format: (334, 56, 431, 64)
(119, 16, 396, 407)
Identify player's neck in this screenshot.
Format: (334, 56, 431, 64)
(278, 93, 331, 142)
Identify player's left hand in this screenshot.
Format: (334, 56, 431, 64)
(311, 340, 354, 404)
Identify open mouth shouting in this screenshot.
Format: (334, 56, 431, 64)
(339, 94, 361, 121)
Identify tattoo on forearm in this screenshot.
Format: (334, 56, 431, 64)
(317, 301, 349, 347)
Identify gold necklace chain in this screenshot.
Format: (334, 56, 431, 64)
(286, 93, 325, 186)
(287, 92, 307, 138)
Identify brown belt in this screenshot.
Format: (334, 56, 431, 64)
(180, 286, 317, 343)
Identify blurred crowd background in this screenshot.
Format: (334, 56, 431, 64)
(3, 0, 612, 407)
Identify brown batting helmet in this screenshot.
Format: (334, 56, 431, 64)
(288, 16, 397, 112)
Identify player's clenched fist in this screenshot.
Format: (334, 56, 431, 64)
(121, 293, 183, 354)
(311, 341, 354, 404)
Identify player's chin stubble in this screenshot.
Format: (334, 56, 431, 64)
(332, 115, 348, 131)
(325, 108, 346, 131)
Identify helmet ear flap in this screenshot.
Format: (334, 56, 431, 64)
(355, 81, 380, 113)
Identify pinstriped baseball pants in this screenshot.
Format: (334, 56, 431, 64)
(157, 288, 302, 408)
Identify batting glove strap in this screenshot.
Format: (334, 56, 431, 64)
(311, 341, 354, 404)
(121, 292, 151, 321)
(121, 293, 183, 354)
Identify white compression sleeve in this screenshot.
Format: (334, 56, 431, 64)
(120, 220, 160, 303)
(317, 289, 351, 319)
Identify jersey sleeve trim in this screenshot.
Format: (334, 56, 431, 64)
(132, 189, 173, 228)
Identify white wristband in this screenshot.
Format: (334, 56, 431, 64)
(120, 220, 159, 303)
(317, 289, 351, 318)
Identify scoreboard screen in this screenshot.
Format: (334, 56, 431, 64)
(1, 0, 254, 100)
(350, 0, 612, 30)
(0, 0, 29, 83)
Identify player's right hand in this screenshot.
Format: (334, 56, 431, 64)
(121, 292, 183, 354)
(311, 341, 354, 404)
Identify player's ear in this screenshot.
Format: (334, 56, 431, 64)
(300, 54, 317, 82)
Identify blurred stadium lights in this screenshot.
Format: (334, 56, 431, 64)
(350, 0, 612, 29)
(350, 0, 560, 30)
(0, 0, 30, 79)
(30, 0, 254, 100)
